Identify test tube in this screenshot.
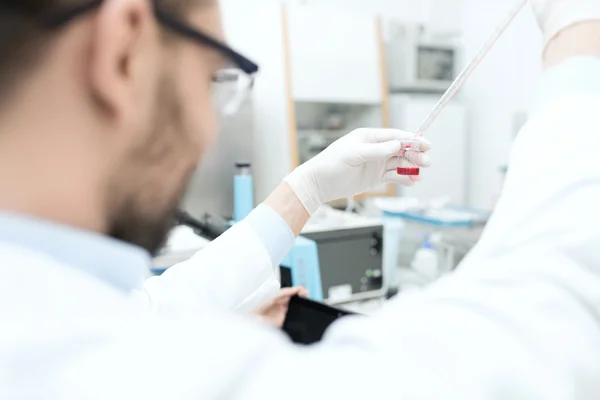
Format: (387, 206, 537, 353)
(397, 141, 421, 176)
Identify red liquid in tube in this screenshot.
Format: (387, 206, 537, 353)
(397, 167, 420, 176)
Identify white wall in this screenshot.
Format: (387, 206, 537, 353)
(297, 0, 431, 25)
(459, 0, 542, 209)
(429, 0, 463, 33)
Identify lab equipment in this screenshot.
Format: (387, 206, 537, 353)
(397, 0, 529, 176)
(396, 140, 421, 176)
(387, 23, 461, 93)
(281, 236, 324, 302)
(411, 237, 440, 282)
(300, 208, 386, 304)
(382, 217, 405, 292)
(234, 163, 255, 222)
(397, 167, 420, 175)
(376, 198, 488, 269)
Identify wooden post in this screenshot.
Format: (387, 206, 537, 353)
(282, 3, 300, 169)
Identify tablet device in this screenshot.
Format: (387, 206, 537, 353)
(282, 296, 355, 345)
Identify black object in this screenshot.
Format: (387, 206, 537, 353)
(280, 266, 293, 289)
(175, 211, 230, 241)
(282, 296, 356, 345)
(386, 287, 400, 299)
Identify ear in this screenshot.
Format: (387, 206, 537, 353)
(87, 0, 158, 120)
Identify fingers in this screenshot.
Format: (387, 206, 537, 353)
(272, 287, 307, 304)
(361, 142, 433, 165)
(364, 128, 414, 143)
(406, 150, 431, 167)
(359, 128, 432, 152)
(275, 287, 303, 298)
(417, 137, 432, 152)
(359, 140, 402, 162)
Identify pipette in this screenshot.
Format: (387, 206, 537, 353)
(398, 0, 529, 176)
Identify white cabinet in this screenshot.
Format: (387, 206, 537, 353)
(389, 95, 468, 204)
(287, 5, 383, 104)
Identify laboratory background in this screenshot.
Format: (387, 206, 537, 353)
(157, 0, 544, 312)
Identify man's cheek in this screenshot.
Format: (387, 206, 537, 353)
(195, 113, 219, 155)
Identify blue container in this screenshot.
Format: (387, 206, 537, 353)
(234, 163, 254, 222)
(282, 236, 324, 301)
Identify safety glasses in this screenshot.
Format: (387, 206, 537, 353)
(41, 0, 259, 116)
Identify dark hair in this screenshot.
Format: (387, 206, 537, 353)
(0, 0, 201, 99)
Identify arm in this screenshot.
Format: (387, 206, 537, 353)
(134, 184, 305, 315)
(461, 21, 600, 275)
(132, 129, 430, 315)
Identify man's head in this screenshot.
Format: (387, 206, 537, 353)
(0, 0, 254, 254)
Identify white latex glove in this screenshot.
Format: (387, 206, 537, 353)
(532, 0, 600, 49)
(284, 128, 431, 215)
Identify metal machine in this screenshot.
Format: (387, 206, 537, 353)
(297, 208, 386, 305)
(387, 23, 461, 94)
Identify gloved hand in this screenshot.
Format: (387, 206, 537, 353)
(284, 128, 431, 215)
(532, 0, 600, 49)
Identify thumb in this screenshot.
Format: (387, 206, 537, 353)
(358, 140, 402, 162)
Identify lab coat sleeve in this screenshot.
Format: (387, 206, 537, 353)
(458, 56, 600, 291)
(135, 204, 296, 315)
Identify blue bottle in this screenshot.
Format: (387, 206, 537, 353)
(234, 163, 254, 222)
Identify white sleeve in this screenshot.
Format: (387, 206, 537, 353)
(459, 56, 600, 291)
(133, 204, 296, 315)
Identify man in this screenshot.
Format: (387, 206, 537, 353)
(0, 0, 429, 322)
(2, 0, 600, 398)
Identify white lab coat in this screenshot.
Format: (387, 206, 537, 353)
(5, 60, 600, 399)
(135, 220, 282, 315)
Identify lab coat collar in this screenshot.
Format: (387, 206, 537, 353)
(0, 211, 151, 292)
